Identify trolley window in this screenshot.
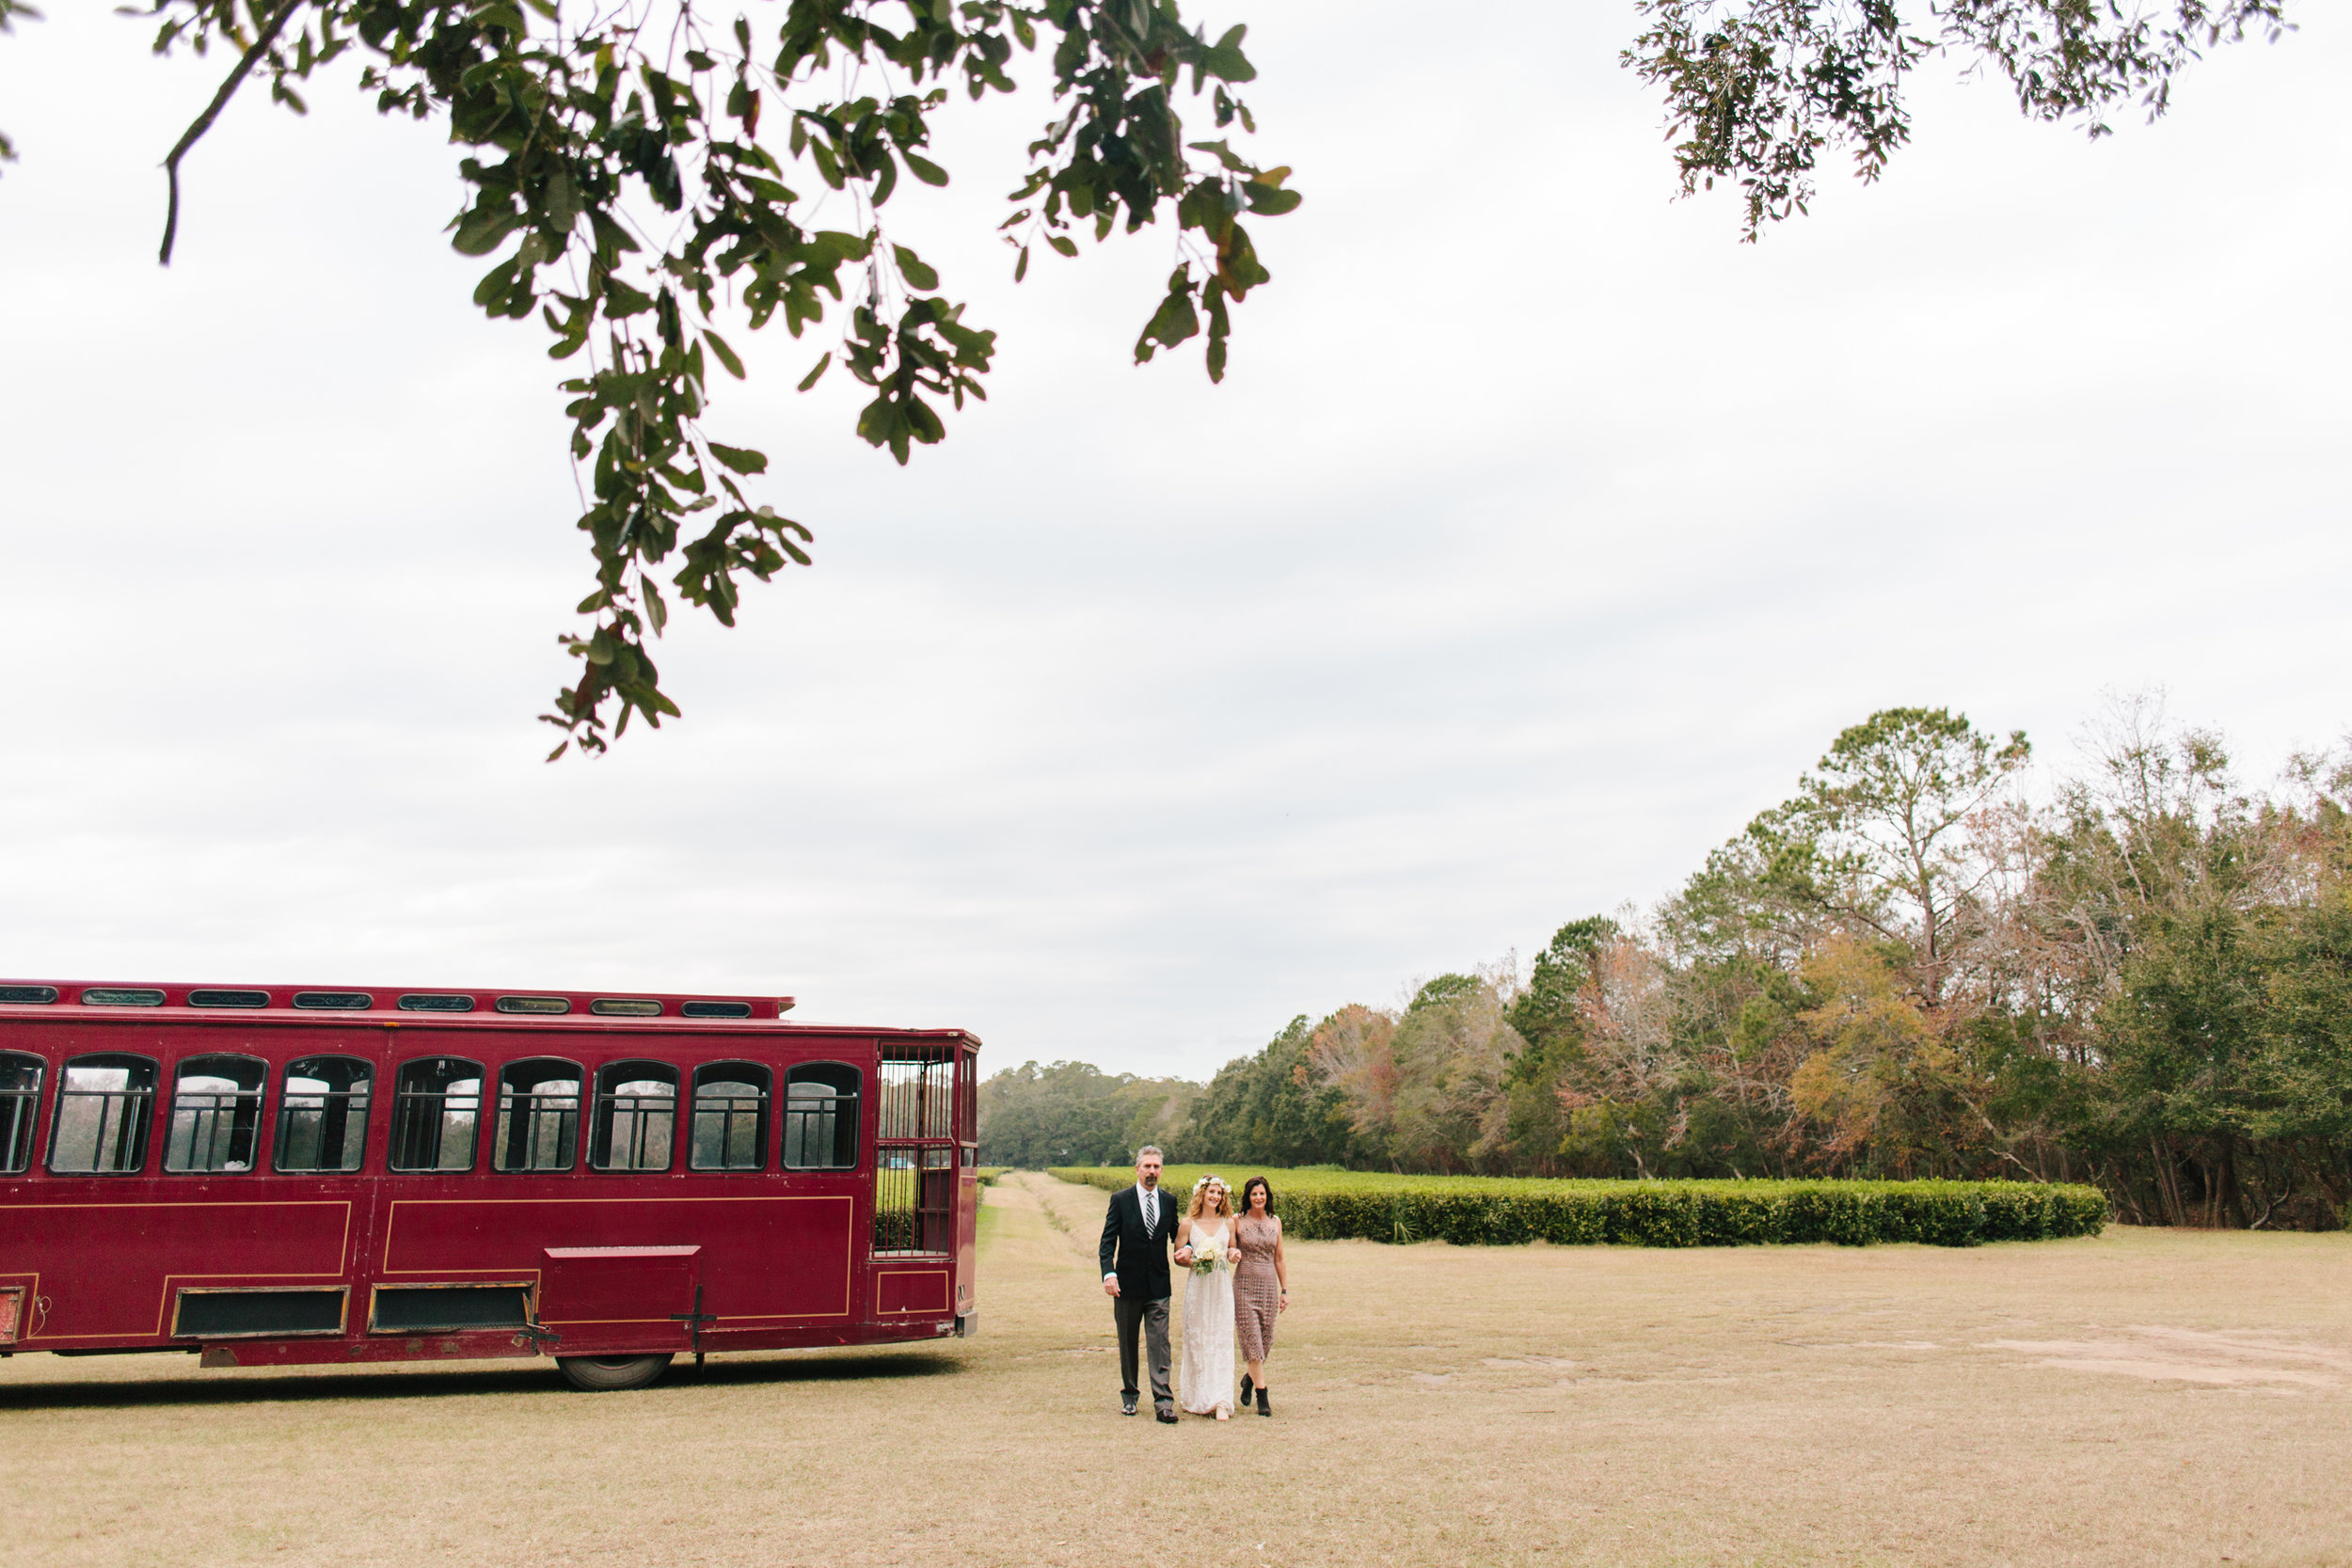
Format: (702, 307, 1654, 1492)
(397, 993, 475, 1013)
(293, 991, 373, 1011)
(0, 1052, 42, 1174)
(878, 1050, 956, 1140)
(275, 1056, 373, 1173)
(961, 1046, 977, 1144)
(872, 1040, 955, 1254)
(782, 1063, 861, 1171)
(79, 988, 164, 1007)
(187, 989, 269, 1008)
(493, 1059, 580, 1173)
(165, 1055, 267, 1174)
(588, 1060, 677, 1172)
(389, 1058, 483, 1172)
(688, 1062, 769, 1171)
(48, 1053, 158, 1174)
(873, 1146, 960, 1255)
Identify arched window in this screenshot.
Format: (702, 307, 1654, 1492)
(389, 1057, 483, 1172)
(783, 1063, 861, 1171)
(49, 1053, 158, 1174)
(493, 1059, 580, 1173)
(165, 1055, 268, 1173)
(275, 1056, 373, 1173)
(0, 1052, 43, 1175)
(689, 1062, 770, 1172)
(589, 1060, 677, 1172)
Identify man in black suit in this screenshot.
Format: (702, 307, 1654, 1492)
(1100, 1145, 1179, 1421)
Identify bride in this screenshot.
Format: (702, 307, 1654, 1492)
(1173, 1174, 1242, 1418)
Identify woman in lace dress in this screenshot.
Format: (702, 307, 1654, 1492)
(1173, 1175, 1241, 1418)
(1233, 1176, 1288, 1417)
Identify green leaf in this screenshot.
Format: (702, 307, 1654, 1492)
(904, 151, 949, 186)
(707, 442, 769, 475)
(545, 166, 580, 232)
(798, 352, 832, 390)
(585, 209, 640, 257)
(1046, 233, 1078, 258)
(1204, 285, 1232, 385)
(601, 277, 655, 316)
(1202, 24, 1256, 83)
(893, 244, 940, 291)
(1184, 138, 1254, 174)
(472, 258, 520, 308)
(452, 202, 523, 257)
(704, 329, 745, 379)
(1144, 289, 1199, 348)
(1244, 182, 1302, 215)
(808, 230, 868, 264)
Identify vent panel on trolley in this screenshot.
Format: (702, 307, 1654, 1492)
(174, 1288, 347, 1338)
(370, 1285, 533, 1334)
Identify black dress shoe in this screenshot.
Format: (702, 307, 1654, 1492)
(1239, 1374, 1253, 1404)
(1255, 1387, 1271, 1417)
(1121, 1396, 1138, 1417)
(1155, 1405, 1178, 1424)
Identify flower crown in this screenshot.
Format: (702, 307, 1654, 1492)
(1191, 1174, 1228, 1194)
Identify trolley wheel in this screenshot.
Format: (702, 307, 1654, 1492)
(555, 1354, 674, 1392)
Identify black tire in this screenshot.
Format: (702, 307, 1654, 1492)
(556, 1354, 674, 1391)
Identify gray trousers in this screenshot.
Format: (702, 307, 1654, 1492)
(1114, 1293, 1172, 1408)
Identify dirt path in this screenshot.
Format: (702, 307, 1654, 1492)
(4, 1175, 2350, 1566)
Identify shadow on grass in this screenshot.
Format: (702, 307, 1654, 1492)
(0, 1349, 962, 1412)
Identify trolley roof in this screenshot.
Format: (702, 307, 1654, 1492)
(0, 978, 794, 1021)
(0, 982, 977, 1043)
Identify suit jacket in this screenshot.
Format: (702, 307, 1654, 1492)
(1099, 1184, 1179, 1303)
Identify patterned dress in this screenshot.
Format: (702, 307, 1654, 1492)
(1234, 1214, 1281, 1361)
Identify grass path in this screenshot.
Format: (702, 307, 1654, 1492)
(4, 1173, 2350, 1565)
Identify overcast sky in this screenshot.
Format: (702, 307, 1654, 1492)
(2, 2, 2344, 1082)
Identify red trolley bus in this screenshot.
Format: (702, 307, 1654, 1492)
(0, 979, 980, 1390)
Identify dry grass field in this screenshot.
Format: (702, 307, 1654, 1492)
(6, 1172, 2351, 1567)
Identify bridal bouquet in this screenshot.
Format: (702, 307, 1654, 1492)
(1189, 1247, 1225, 1276)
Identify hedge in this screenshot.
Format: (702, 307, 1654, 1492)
(1046, 1164, 2106, 1247)
(976, 1167, 1008, 1186)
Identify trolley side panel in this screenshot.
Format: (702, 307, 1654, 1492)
(6, 1198, 354, 1342)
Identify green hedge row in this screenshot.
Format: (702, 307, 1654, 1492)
(976, 1167, 1008, 1186)
(1046, 1166, 2106, 1247)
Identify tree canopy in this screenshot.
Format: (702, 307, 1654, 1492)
(979, 701, 2352, 1228)
(0, 0, 2296, 744)
(976, 1057, 1198, 1167)
(5, 0, 1295, 753)
(1625, 0, 2293, 237)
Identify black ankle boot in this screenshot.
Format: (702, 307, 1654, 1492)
(1240, 1374, 1253, 1404)
(1255, 1387, 1271, 1417)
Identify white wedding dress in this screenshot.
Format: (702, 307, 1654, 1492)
(1179, 1220, 1237, 1418)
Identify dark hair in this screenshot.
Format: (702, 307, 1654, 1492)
(1240, 1176, 1275, 1216)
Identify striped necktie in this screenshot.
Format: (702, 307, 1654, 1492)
(1142, 1190, 1156, 1237)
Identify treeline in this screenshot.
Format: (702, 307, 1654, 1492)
(975, 1059, 1200, 1170)
(979, 701, 2352, 1228)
